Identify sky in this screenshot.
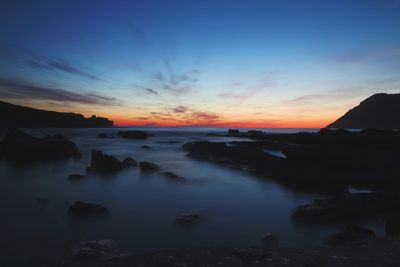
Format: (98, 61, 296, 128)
(0, 0, 400, 128)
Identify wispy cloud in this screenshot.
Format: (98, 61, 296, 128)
(0, 76, 119, 105)
(133, 84, 159, 95)
(171, 105, 188, 113)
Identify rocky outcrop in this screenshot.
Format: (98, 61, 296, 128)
(327, 225, 376, 246)
(0, 130, 81, 161)
(87, 150, 137, 173)
(292, 193, 386, 222)
(0, 100, 113, 128)
(68, 201, 107, 215)
(118, 130, 149, 139)
(327, 93, 400, 129)
(163, 172, 188, 183)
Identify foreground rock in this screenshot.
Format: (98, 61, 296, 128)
(68, 201, 107, 215)
(327, 225, 376, 246)
(118, 130, 149, 139)
(139, 161, 161, 172)
(72, 239, 130, 261)
(87, 150, 137, 173)
(59, 237, 400, 267)
(292, 193, 386, 222)
(0, 130, 81, 161)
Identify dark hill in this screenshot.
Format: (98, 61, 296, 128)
(0, 101, 113, 128)
(327, 93, 400, 129)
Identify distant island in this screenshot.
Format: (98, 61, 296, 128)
(0, 100, 113, 128)
(327, 93, 400, 129)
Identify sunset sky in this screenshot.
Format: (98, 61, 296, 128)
(1, 0, 400, 128)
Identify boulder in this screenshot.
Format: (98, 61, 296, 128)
(0, 130, 81, 161)
(261, 232, 280, 248)
(227, 129, 240, 135)
(327, 225, 376, 246)
(163, 172, 188, 183)
(139, 161, 160, 172)
(87, 150, 136, 173)
(68, 201, 107, 215)
(72, 239, 130, 261)
(68, 174, 86, 181)
(118, 130, 148, 139)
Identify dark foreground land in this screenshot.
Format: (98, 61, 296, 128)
(59, 237, 400, 267)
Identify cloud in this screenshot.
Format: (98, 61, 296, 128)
(133, 84, 159, 95)
(171, 105, 188, 113)
(191, 111, 219, 121)
(0, 76, 119, 105)
(2, 49, 103, 81)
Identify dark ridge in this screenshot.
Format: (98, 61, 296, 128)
(0, 100, 113, 128)
(327, 93, 400, 129)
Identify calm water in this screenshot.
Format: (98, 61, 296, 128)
(0, 127, 384, 265)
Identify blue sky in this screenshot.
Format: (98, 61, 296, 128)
(1, 0, 399, 127)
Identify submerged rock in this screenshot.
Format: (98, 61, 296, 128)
(0, 130, 81, 161)
(327, 225, 376, 246)
(68, 201, 107, 215)
(163, 172, 188, 183)
(139, 161, 160, 172)
(261, 232, 280, 248)
(176, 213, 201, 223)
(87, 150, 136, 173)
(72, 239, 130, 261)
(141, 145, 151, 149)
(118, 130, 149, 139)
(68, 174, 86, 181)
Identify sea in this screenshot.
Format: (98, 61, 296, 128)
(0, 127, 384, 265)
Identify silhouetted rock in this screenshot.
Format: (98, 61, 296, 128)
(176, 213, 201, 223)
(87, 150, 136, 173)
(227, 129, 239, 135)
(72, 239, 130, 261)
(0, 130, 81, 161)
(261, 232, 280, 248)
(98, 133, 108, 138)
(327, 225, 376, 246)
(292, 193, 386, 222)
(0, 100, 113, 128)
(327, 93, 400, 129)
(68, 201, 107, 215)
(118, 130, 149, 139)
(139, 161, 160, 172)
(141, 145, 151, 149)
(68, 174, 86, 181)
(122, 157, 138, 167)
(163, 172, 187, 183)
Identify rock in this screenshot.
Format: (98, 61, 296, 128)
(0, 130, 81, 161)
(68, 201, 107, 215)
(122, 157, 138, 167)
(261, 232, 280, 248)
(139, 161, 160, 172)
(292, 193, 386, 222)
(68, 174, 86, 181)
(327, 225, 376, 246)
(98, 133, 108, 138)
(72, 239, 130, 261)
(87, 150, 136, 173)
(141, 145, 151, 149)
(163, 172, 188, 183)
(176, 213, 201, 223)
(118, 130, 148, 139)
(228, 129, 240, 135)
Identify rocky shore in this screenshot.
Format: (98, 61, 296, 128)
(59, 237, 400, 267)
